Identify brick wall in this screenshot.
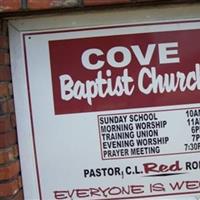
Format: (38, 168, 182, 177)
(0, 0, 198, 13)
(0, 20, 23, 200)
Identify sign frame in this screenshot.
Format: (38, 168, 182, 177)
(9, 4, 200, 200)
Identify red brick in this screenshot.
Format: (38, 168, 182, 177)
(0, 0, 21, 12)
(0, 115, 12, 133)
(28, 0, 52, 9)
(8, 99, 15, 113)
(0, 99, 9, 114)
(0, 176, 21, 197)
(12, 189, 24, 200)
(0, 99, 14, 114)
(8, 83, 13, 96)
(28, 0, 79, 10)
(0, 83, 9, 97)
(0, 52, 9, 65)
(0, 35, 8, 49)
(10, 113, 16, 128)
(0, 145, 18, 164)
(84, 0, 131, 6)
(0, 130, 17, 148)
(0, 67, 11, 81)
(0, 20, 8, 36)
(0, 160, 20, 180)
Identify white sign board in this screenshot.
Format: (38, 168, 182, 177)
(9, 5, 200, 200)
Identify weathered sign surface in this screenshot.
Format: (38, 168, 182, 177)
(12, 19, 200, 199)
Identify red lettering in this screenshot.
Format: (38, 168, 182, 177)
(130, 185, 144, 194)
(76, 189, 90, 198)
(150, 183, 165, 193)
(143, 161, 182, 174)
(186, 181, 200, 190)
(98, 187, 110, 198)
(144, 162, 158, 173)
(169, 180, 200, 191)
(159, 164, 168, 172)
(170, 161, 182, 171)
(169, 181, 185, 191)
(90, 188, 101, 197)
(54, 191, 68, 199)
(108, 187, 122, 196)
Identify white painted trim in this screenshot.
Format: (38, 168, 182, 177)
(9, 24, 40, 200)
(9, 4, 200, 32)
